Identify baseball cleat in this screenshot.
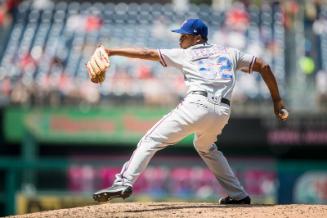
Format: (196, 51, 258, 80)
(93, 184, 133, 202)
(218, 196, 251, 205)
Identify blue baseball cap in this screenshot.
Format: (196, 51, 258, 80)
(172, 18, 208, 40)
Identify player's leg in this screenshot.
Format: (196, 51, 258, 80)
(195, 142, 250, 204)
(93, 104, 195, 202)
(193, 105, 250, 204)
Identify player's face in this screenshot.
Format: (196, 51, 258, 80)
(179, 34, 198, 49)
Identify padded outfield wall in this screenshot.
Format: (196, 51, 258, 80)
(5, 106, 327, 146)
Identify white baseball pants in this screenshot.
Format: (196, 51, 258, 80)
(114, 93, 248, 200)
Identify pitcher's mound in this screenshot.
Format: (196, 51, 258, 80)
(9, 202, 327, 218)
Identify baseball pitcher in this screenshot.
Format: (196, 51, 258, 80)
(87, 18, 289, 204)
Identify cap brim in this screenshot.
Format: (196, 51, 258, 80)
(171, 29, 192, 35)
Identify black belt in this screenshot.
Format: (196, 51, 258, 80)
(191, 91, 230, 106)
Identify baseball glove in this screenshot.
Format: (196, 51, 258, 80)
(86, 45, 110, 83)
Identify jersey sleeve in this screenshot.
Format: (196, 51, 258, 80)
(157, 48, 184, 69)
(230, 48, 256, 73)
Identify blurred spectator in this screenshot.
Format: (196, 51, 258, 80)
(80, 81, 100, 105)
(304, 0, 318, 23)
(316, 70, 327, 110)
(19, 52, 37, 74)
(67, 14, 86, 33)
(313, 16, 327, 35)
(10, 80, 29, 105)
(225, 2, 249, 32)
(0, 0, 17, 51)
(4, 0, 20, 15)
(282, 0, 299, 30)
(85, 15, 103, 32)
(0, 2, 11, 27)
(0, 76, 11, 97)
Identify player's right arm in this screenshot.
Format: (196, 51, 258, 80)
(105, 48, 161, 62)
(252, 58, 289, 121)
(232, 48, 288, 121)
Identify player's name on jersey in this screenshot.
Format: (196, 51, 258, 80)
(191, 45, 226, 61)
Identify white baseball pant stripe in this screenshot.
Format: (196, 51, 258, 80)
(115, 94, 248, 200)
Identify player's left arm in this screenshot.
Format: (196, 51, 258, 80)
(86, 46, 160, 84)
(252, 58, 289, 121)
(105, 48, 161, 62)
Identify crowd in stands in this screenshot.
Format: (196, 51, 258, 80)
(0, 0, 326, 111)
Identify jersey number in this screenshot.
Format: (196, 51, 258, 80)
(217, 56, 233, 79)
(217, 56, 232, 72)
(198, 56, 232, 79)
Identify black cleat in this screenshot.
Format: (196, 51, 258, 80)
(219, 196, 251, 205)
(93, 184, 133, 202)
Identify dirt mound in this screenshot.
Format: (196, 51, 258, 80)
(8, 202, 327, 218)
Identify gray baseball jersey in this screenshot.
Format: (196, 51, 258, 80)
(113, 44, 255, 200)
(158, 43, 255, 100)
